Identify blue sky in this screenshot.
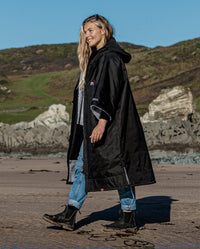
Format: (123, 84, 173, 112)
(0, 0, 200, 50)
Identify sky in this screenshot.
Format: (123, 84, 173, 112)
(0, 0, 200, 50)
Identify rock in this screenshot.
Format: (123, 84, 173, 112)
(141, 86, 194, 123)
(142, 117, 200, 152)
(0, 85, 11, 100)
(35, 49, 44, 55)
(27, 66, 32, 71)
(13, 104, 69, 130)
(1, 103, 200, 155)
(140, 86, 200, 152)
(171, 56, 178, 61)
(64, 63, 72, 70)
(171, 56, 184, 62)
(0, 104, 70, 154)
(150, 150, 200, 164)
(0, 86, 9, 91)
(191, 51, 196, 56)
(20, 58, 33, 64)
(142, 75, 150, 80)
(129, 75, 140, 83)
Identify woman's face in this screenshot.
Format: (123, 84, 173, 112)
(84, 21, 105, 49)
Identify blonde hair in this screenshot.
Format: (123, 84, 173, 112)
(78, 15, 113, 89)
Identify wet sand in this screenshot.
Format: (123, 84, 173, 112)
(0, 157, 200, 249)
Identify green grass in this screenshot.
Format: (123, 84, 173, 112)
(0, 69, 80, 124)
(194, 97, 200, 112)
(0, 109, 48, 124)
(45, 68, 80, 104)
(0, 69, 80, 110)
(0, 72, 59, 111)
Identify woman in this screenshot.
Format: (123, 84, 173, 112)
(43, 14, 155, 232)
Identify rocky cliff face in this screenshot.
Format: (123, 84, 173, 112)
(143, 117, 200, 152)
(0, 104, 70, 154)
(141, 86, 194, 123)
(141, 86, 200, 152)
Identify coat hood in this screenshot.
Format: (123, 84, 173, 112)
(103, 37, 131, 63)
(91, 37, 131, 63)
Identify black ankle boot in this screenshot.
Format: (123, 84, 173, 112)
(42, 205, 78, 231)
(103, 211, 137, 232)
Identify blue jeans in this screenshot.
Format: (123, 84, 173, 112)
(68, 143, 136, 211)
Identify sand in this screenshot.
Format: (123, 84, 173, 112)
(0, 156, 200, 249)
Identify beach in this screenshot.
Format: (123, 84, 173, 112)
(0, 157, 200, 249)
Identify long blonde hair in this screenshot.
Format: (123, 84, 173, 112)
(78, 14, 113, 89)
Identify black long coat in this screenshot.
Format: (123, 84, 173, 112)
(67, 37, 155, 192)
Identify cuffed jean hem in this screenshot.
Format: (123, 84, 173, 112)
(118, 186, 136, 211)
(68, 199, 82, 210)
(121, 204, 136, 211)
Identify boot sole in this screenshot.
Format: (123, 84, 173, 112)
(103, 226, 137, 234)
(42, 216, 74, 231)
(59, 223, 74, 231)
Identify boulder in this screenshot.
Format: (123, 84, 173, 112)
(0, 104, 70, 154)
(13, 104, 69, 129)
(140, 87, 200, 152)
(141, 86, 194, 123)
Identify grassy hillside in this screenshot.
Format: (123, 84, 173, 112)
(126, 38, 200, 113)
(0, 38, 200, 124)
(0, 70, 80, 123)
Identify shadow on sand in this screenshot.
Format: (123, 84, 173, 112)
(75, 195, 177, 229)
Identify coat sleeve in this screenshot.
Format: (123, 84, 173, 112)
(90, 54, 125, 121)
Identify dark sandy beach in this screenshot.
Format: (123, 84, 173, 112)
(0, 157, 200, 248)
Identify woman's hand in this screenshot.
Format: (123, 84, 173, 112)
(90, 119, 108, 143)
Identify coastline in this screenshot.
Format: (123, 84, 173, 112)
(1, 150, 200, 165)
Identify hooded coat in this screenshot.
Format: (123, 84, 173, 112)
(67, 37, 155, 192)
